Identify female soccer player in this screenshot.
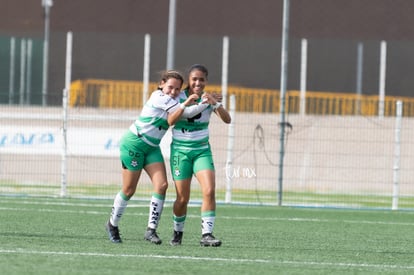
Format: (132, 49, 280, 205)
(106, 70, 210, 244)
(169, 64, 231, 246)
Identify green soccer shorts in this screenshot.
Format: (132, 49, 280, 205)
(170, 144, 215, 180)
(120, 131, 164, 171)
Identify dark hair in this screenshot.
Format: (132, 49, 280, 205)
(184, 64, 209, 91)
(188, 64, 208, 78)
(158, 70, 184, 88)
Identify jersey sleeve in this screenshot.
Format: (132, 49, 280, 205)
(182, 104, 209, 118)
(167, 102, 209, 118)
(150, 90, 179, 111)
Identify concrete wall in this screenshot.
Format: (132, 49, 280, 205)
(1, 106, 413, 199)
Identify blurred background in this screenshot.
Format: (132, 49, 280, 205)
(1, 0, 413, 209)
(1, 0, 414, 105)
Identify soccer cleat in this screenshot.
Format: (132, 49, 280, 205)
(200, 233, 222, 247)
(105, 220, 122, 243)
(144, 228, 162, 245)
(170, 231, 183, 246)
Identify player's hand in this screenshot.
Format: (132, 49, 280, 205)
(201, 93, 217, 105)
(184, 94, 199, 106)
(212, 93, 223, 103)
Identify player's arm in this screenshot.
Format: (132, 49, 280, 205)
(203, 93, 231, 124)
(213, 102, 231, 124)
(181, 103, 209, 118)
(167, 94, 203, 125)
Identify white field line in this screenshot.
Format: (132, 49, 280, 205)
(0, 200, 147, 208)
(1, 205, 414, 227)
(0, 249, 413, 270)
(1, 200, 414, 271)
(0, 198, 196, 208)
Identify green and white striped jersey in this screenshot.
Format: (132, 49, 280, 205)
(129, 89, 178, 146)
(129, 89, 209, 147)
(172, 90, 213, 150)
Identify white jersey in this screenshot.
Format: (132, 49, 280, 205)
(129, 89, 179, 146)
(171, 90, 213, 150)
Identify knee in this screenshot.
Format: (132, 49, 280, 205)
(160, 181, 168, 192)
(154, 181, 168, 194)
(203, 185, 215, 198)
(122, 188, 135, 198)
(175, 195, 190, 206)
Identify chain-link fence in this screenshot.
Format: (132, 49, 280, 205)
(1, 102, 413, 209)
(1, 0, 414, 209)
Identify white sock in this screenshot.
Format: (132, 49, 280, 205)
(201, 211, 216, 235)
(173, 215, 186, 232)
(109, 191, 129, 227)
(147, 193, 165, 230)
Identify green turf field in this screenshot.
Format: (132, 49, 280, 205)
(0, 196, 413, 274)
